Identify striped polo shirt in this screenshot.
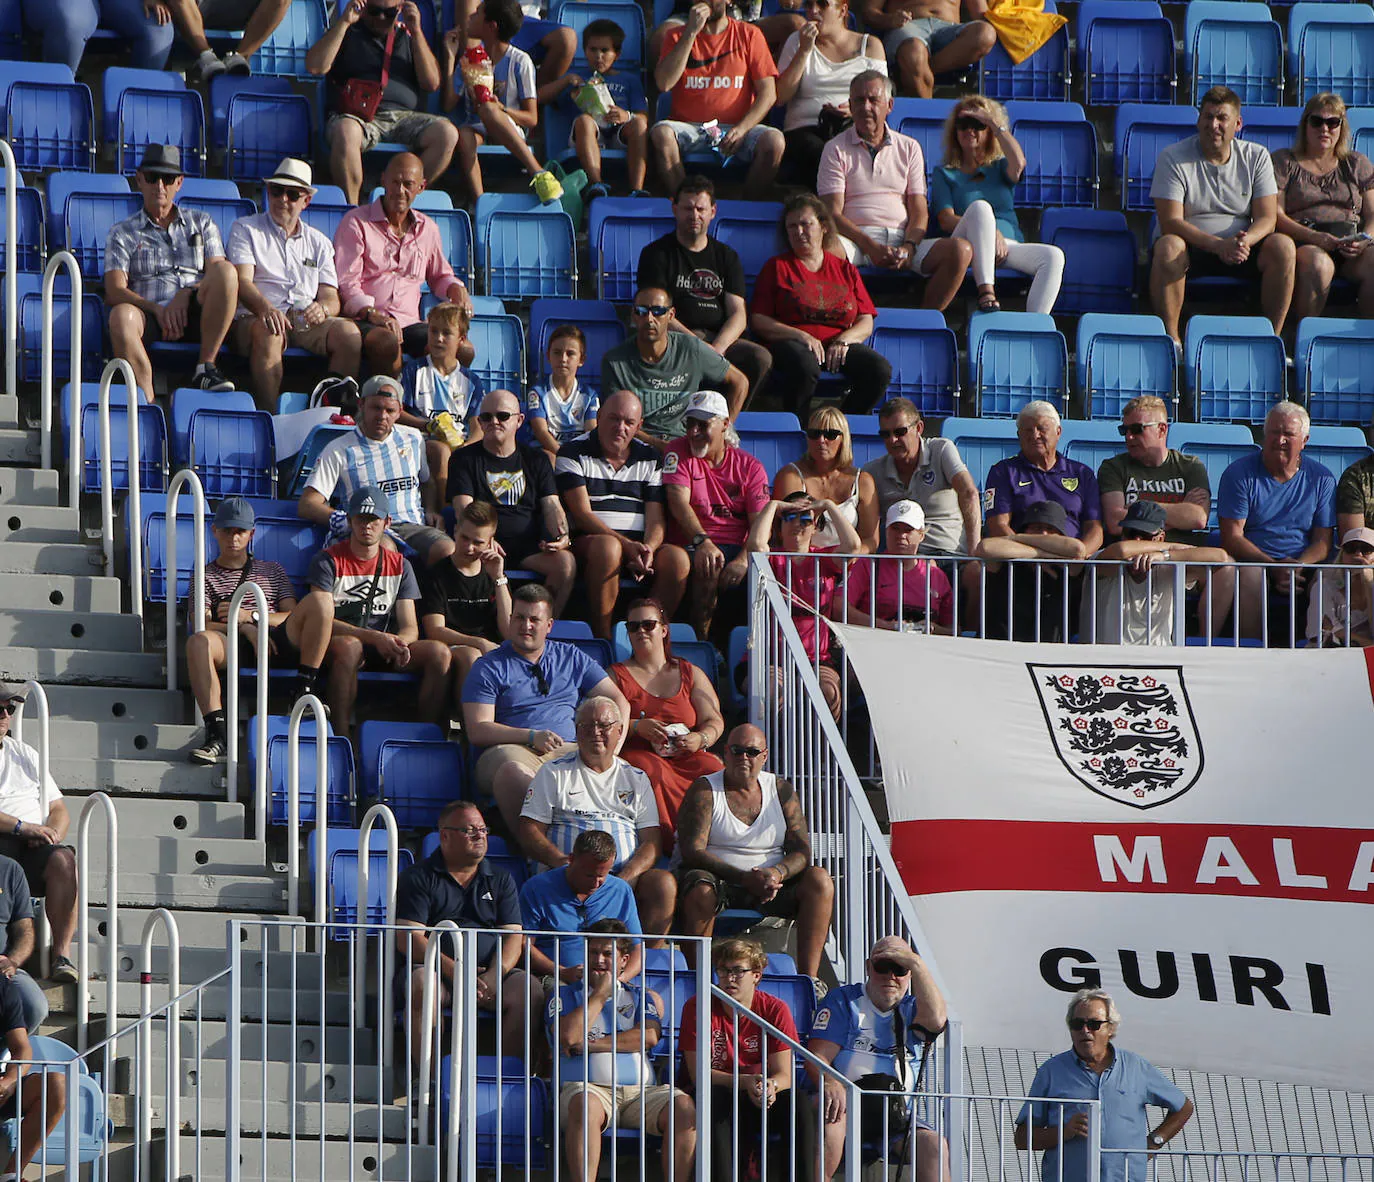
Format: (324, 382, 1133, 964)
(554, 435, 663, 540)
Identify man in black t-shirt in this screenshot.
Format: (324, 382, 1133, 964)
(419, 500, 513, 701)
(446, 389, 576, 614)
(305, 0, 458, 205)
(0, 971, 66, 1176)
(636, 175, 772, 400)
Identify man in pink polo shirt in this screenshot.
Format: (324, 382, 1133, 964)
(333, 153, 474, 377)
(817, 70, 972, 312)
(662, 390, 769, 640)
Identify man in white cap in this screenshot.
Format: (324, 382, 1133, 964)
(226, 158, 362, 410)
(662, 390, 768, 637)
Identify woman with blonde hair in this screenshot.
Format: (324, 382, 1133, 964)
(772, 405, 879, 552)
(929, 94, 1065, 313)
(1273, 92, 1374, 319)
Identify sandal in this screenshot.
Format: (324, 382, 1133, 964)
(977, 290, 1001, 312)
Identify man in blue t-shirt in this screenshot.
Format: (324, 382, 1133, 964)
(462, 584, 630, 837)
(1219, 401, 1335, 643)
(1015, 990, 1193, 1182)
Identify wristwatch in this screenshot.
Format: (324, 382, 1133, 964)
(493, 576, 509, 587)
(11, 821, 21, 836)
(689, 532, 708, 549)
(250, 610, 261, 624)
(1149, 1135, 1165, 1149)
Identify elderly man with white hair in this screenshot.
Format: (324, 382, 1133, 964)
(1218, 400, 1336, 642)
(517, 695, 677, 938)
(1015, 989, 1194, 1182)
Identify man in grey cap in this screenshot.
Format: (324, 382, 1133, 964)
(226, 157, 362, 411)
(104, 144, 240, 401)
(0, 684, 78, 987)
(299, 374, 455, 569)
(299, 485, 452, 735)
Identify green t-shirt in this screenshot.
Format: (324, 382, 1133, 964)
(1336, 454, 1374, 527)
(599, 333, 730, 440)
(1097, 449, 1210, 544)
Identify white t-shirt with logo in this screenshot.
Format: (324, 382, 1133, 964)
(521, 751, 660, 869)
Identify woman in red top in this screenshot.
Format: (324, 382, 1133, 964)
(750, 193, 892, 420)
(609, 598, 725, 851)
(679, 939, 798, 1181)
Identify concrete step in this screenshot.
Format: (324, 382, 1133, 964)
(0, 427, 41, 464)
(0, 465, 59, 506)
(86, 868, 287, 912)
(84, 908, 299, 957)
(0, 539, 102, 575)
(190, 1094, 410, 1139)
(0, 644, 164, 687)
(0, 571, 123, 612)
(61, 794, 246, 839)
(52, 755, 221, 795)
(0, 393, 22, 427)
(55, 719, 205, 761)
(0, 608, 144, 651)
(184, 1057, 389, 1105)
(85, 978, 350, 1023)
(0, 500, 81, 542)
(43, 681, 186, 724)
(194, 1134, 440, 1181)
(81, 834, 267, 883)
(176, 1018, 378, 1063)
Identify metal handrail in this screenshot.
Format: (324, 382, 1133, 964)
(76, 792, 119, 1087)
(417, 920, 464, 1158)
(224, 580, 269, 831)
(139, 908, 181, 1182)
(40, 250, 81, 481)
(97, 358, 144, 620)
(12, 680, 53, 978)
(286, 693, 329, 948)
(164, 469, 207, 695)
(354, 802, 399, 1076)
(1, 139, 15, 401)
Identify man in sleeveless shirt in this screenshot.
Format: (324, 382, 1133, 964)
(675, 723, 834, 978)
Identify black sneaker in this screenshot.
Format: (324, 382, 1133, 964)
(290, 680, 331, 718)
(189, 730, 227, 765)
(191, 364, 235, 392)
(584, 182, 612, 203)
(49, 956, 78, 984)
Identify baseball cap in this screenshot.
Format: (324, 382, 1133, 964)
(213, 497, 255, 531)
(868, 935, 921, 972)
(360, 375, 404, 402)
(1120, 499, 1167, 536)
(683, 390, 729, 421)
(0, 682, 28, 704)
(1341, 526, 1374, 549)
(348, 485, 391, 518)
(886, 500, 926, 531)
(138, 144, 184, 178)
(1021, 500, 1068, 534)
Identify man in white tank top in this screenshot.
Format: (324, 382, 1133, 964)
(675, 723, 835, 979)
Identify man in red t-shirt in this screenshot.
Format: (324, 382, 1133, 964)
(651, 0, 786, 198)
(679, 937, 799, 1178)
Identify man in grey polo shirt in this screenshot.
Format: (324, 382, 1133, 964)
(861, 398, 981, 556)
(1148, 85, 1295, 348)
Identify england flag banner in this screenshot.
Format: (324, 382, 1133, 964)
(832, 625, 1374, 1092)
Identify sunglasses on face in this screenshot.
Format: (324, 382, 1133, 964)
(1345, 543, 1374, 556)
(0, 702, 18, 717)
(1118, 421, 1163, 437)
(267, 183, 308, 202)
(871, 958, 911, 977)
(633, 304, 671, 318)
(806, 428, 843, 441)
(780, 511, 815, 525)
(1068, 1017, 1108, 1031)
(1309, 114, 1343, 130)
(879, 425, 911, 440)
(728, 744, 765, 758)
(625, 618, 660, 633)
(366, 4, 400, 18)
(955, 116, 986, 132)
(478, 411, 514, 423)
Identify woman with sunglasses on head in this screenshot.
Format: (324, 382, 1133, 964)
(1273, 93, 1374, 321)
(929, 95, 1064, 313)
(773, 407, 879, 553)
(774, 0, 885, 190)
(609, 598, 725, 850)
(746, 491, 860, 719)
(751, 194, 893, 421)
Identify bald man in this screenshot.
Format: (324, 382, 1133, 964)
(554, 391, 691, 638)
(447, 389, 576, 612)
(676, 724, 835, 978)
(333, 153, 474, 377)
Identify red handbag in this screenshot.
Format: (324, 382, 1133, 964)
(336, 18, 398, 122)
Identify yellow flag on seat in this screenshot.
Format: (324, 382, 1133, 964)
(983, 0, 1068, 65)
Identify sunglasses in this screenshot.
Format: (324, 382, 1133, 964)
(1344, 542, 1374, 556)
(780, 511, 815, 526)
(366, 4, 400, 18)
(1068, 1017, 1109, 1031)
(625, 618, 660, 633)
(633, 304, 671, 318)
(1118, 421, 1164, 437)
(0, 701, 18, 717)
(879, 425, 911, 440)
(267, 183, 308, 202)
(871, 958, 911, 977)
(806, 428, 843, 441)
(955, 116, 986, 132)
(1308, 114, 1343, 130)
(728, 744, 765, 758)
(478, 411, 514, 423)
(526, 663, 550, 695)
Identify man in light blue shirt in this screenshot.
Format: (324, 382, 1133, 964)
(1015, 989, 1193, 1182)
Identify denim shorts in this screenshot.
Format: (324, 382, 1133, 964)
(884, 15, 975, 56)
(657, 120, 773, 163)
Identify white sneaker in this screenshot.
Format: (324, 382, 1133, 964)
(191, 49, 226, 82)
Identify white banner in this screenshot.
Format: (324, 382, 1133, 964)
(833, 625, 1374, 1092)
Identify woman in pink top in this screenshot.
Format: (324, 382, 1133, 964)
(841, 499, 955, 634)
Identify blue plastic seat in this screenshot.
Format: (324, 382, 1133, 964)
(1184, 315, 1285, 423)
(1171, 423, 1261, 526)
(141, 504, 209, 601)
(299, 200, 352, 243)
(529, 298, 625, 389)
(358, 720, 445, 799)
(441, 1056, 551, 1167)
(1077, 0, 1176, 105)
(549, 620, 595, 640)
(1238, 106, 1301, 154)
(714, 200, 787, 298)
(1077, 313, 1177, 420)
(551, 0, 647, 68)
(1113, 105, 1199, 211)
(759, 972, 817, 1035)
(1290, 3, 1374, 103)
(82, 401, 168, 496)
(588, 197, 675, 300)
(939, 417, 1021, 491)
(46, 172, 131, 253)
(282, 424, 353, 498)
(639, 968, 695, 1060)
(17, 285, 103, 383)
(378, 739, 465, 830)
(226, 91, 312, 182)
(0, 186, 45, 274)
(1185, 1, 1284, 105)
(870, 308, 959, 418)
(1005, 101, 1096, 208)
(891, 98, 956, 186)
(968, 311, 1067, 417)
(307, 827, 415, 935)
(1039, 209, 1137, 315)
(63, 192, 142, 277)
(478, 196, 578, 299)
(979, 0, 1068, 99)
(250, 516, 326, 597)
(1306, 425, 1373, 478)
(674, 640, 721, 688)
(171, 387, 258, 465)
(115, 85, 206, 177)
(252, 0, 327, 75)
(1296, 317, 1374, 425)
(0, 62, 95, 172)
(847, 413, 885, 469)
(251, 714, 355, 826)
(468, 313, 527, 395)
(208, 75, 296, 151)
(1350, 108, 1374, 158)
(734, 411, 805, 485)
(1059, 420, 1131, 475)
(1, 1034, 107, 1174)
(179, 193, 256, 248)
(428, 207, 475, 290)
(190, 409, 277, 497)
(0, 0, 20, 59)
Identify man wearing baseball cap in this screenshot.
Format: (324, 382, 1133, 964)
(298, 485, 452, 735)
(975, 499, 1089, 642)
(662, 390, 769, 638)
(843, 501, 955, 634)
(105, 144, 239, 401)
(1308, 526, 1374, 647)
(226, 158, 362, 410)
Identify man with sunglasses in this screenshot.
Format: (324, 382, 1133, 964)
(1098, 398, 1210, 545)
(1015, 989, 1193, 1182)
(806, 936, 949, 1182)
(226, 158, 362, 411)
(600, 287, 748, 444)
(104, 144, 239, 402)
(677, 724, 834, 979)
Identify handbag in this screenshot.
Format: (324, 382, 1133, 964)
(817, 106, 853, 141)
(337, 18, 398, 123)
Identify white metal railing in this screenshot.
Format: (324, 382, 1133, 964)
(164, 468, 207, 695)
(224, 579, 269, 832)
(1105, 1149, 1374, 1182)
(97, 357, 144, 620)
(40, 249, 81, 481)
(75, 791, 118, 1081)
(138, 908, 181, 1182)
(1, 138, 15, 401)
(286, 692, 330, 945)
(354, 802, 400, 1076)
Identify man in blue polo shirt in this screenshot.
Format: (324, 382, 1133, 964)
(519, 830, 644, 986)
(1015, 989, 1193, 1182)
(396, 798, 540, 1060)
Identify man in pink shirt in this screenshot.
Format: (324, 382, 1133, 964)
(662, 390, 769, 639)
(817, 70, 971, 312)
(333, 153, 473, 376)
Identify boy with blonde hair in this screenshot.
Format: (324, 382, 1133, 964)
(400, 302, 484, 507)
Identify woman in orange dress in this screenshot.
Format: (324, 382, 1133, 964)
(610, 598, 725, 852)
